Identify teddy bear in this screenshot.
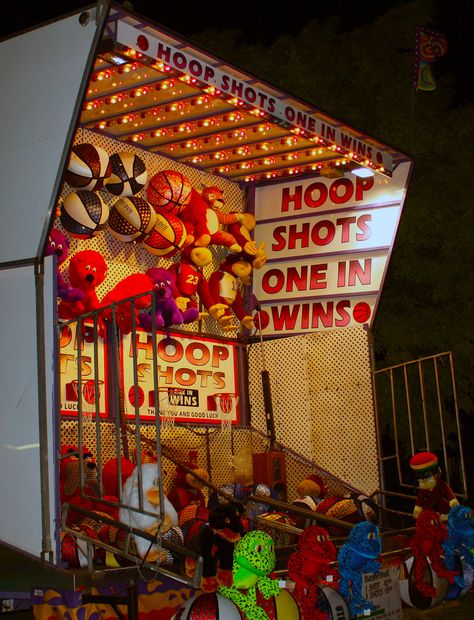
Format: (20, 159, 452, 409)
(119, 462, 180, 563)
(45, 228, 84, 303)
(139, 267, 184, 331)
(58, 249, 108, 320)
(178, 187, 213, 248)
(199, 186, 246, 253)
(167, 245, 228, 324)
(208, 254, 255, 331)
(101, 272, 154, 334)
(167, 450, 209, 513)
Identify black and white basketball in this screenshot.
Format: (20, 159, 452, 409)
(108, 196, 156, 243)
(105, 151, 148, 197)
(64, 143, 111, 191)
(60, 190, 110, 239)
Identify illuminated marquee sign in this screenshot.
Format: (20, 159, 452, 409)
(120, 329, 240, 424)
(59, 322, 108, 418)
(116, 21, 393, 173)
(252, 162, 411, 336)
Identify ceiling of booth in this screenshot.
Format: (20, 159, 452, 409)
(78, 6, 410, 186)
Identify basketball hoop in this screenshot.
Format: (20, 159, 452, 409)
(158, 387, 178, 432)
(213, 392, 239, 432)
(69, 378, 104, 423)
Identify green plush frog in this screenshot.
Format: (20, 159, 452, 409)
(220, 530, 280, 620)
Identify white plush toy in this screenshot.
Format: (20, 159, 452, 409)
(119, 462, 178, 562)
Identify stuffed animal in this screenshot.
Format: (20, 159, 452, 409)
(179, 187, 212, 248)
(58, 249, 108, 320)
(226, 212, 268, 269)
(167, 245, 227, 324)
(101, 272, 154, 334)
(167, 458, 210, 514)
(408, 508, 458, 598)
(119, 462, 179, 563)
(199, 501, 246, 592)
(337, 521, 381, 617)
(139, 267, 184, 331)
(409, 451, 460, 521)
(292, 477, 325, 513)
(442, 505, 474, 589)
(219, 530, 280, 620)
(59, 444, 99, 526)
(200, 186, 245, 253)
(287, 525, 339, 620)
(45, 228, 84, 303)
(208, 255, 254, 331)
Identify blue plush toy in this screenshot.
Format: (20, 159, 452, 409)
(442, 505, 474, 589)
(337, 521, 381, 618)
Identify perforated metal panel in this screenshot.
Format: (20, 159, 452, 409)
(247, 326, 380, 494)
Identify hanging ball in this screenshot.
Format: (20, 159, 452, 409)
(108, 196, 156, 243)
(142, 212, 187, 257)
(254, 309, 270, 330)
(60, 190, 109, 239)
(64, 143, 111, 191)
(105, 151, 148, 197)
(146, 169, 192, 215)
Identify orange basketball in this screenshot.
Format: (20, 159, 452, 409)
(146, 169, 192, 215)
(142, 212, 187, 257)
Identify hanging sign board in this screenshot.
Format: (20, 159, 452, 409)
(120, 328, 240, 424)
(252, 162, 411, 336)
(59, 321, 108, 418)
(116, 21, 393, 174)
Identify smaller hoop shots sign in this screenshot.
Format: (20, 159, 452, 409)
(58, 321, 108, 418)
(121, 329, 240, 424)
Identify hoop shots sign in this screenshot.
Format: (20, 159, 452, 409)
(120, 329, 240, 424)
(59, 322, 108, 418)
(251, 162, 412, 336)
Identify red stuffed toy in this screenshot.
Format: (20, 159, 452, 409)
(168, 245, 228, 324)
(101, 273, 154, 334)
(59, 444, 100, 526)
(45, 228, 84, 303)
(200, 186, 245, 252)
(58, 249, 108, 320)
(179, 187, 212, 248)
(287, 525, 339, 620)
(408, 509, 458, 598)
(167, 450, 209, 513)
(208, 254, 254, 331)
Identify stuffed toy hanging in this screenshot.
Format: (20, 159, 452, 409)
(178, 187, 212, 247)
(208, 254, 255, 331)
(408, 508, 458, 598)
(409, 451, 459, 521)
(337, 521, 381, 618)
(101, 272, 154, 334)
(167, 450, 209, 513)
(58, 249, 108, 320)
(200, 185, 245, 253)
(287, 525, 339, 620)
(219, 530, 281, 620)
(139, 267, 184, 331)
(45, 228, 84, 303)
(167, 245, 227, 324)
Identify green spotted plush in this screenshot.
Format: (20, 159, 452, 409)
(220, 530, 280, 620)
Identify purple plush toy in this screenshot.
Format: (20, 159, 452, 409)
(139, 267, 184, 330)
(45, 229, 84, 302)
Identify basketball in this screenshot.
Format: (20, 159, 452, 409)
(353, 301, 371, 323)
(108, 196, 156, 242)
(104, 151, 148, 197)
(142, 212, 187, 257)
(60, 190, 110, 239)
(64, 143, 111, 191)
(146, 169, 192, 214)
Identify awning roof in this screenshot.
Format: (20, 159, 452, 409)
(80, 5, 411, 186)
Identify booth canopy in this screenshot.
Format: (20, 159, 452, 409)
(82, 3, 410, 186)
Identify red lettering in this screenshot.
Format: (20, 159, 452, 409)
(262, 269, 284, 294)
(272, 304, 299, 330)
(185, 342, 210, 366)
(220, 74, 230, 91)
(336, 216, 357, 243)
(230, 79, 243, 98)
(212, 346, 229, 367)
(289, 222, 310, 249)
(356, 214, 372, 240)
(272, 226, 287, 252)
(173, 52, 187, 70)
(286, 266, 307, 292)
(281, 185, 302, 212)
(189, 60, 203, 77)
(312, 303, 333, 328)
(329, 178, 354, 204)
(156, 43, 171, 64)
(355, 177, 374, 200)
(267, 97, 276, 113)
(348, 259, 372, 286)
(158, 338, 183, 363)
(309, 264, 327, 289)
(285, 106, 296, 122)
(335, 300, 351, 326)
(204, 66, 216, 82)
(244, 86, 257, 103)
(304, 182, 327, 208)
(311, 220, 335, 246)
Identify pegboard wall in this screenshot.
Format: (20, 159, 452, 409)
(54, 127, 247, 337)
(247, 325, 380, 494)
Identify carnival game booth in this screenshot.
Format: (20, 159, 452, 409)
(0, 1, 415, 615)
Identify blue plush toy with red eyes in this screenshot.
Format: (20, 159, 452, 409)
(139, 266, 183, 330)
(337, 521, 381, 618)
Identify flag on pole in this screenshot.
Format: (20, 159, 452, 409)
(414, 27, 448, 91)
